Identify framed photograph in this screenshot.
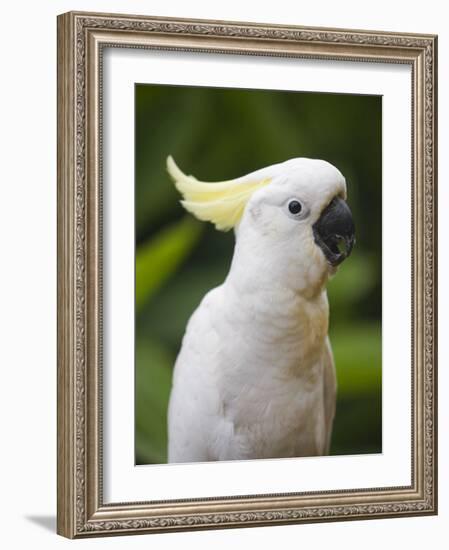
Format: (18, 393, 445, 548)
(57, 11, 438, 538)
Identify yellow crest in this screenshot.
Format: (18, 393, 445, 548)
(167, 156, 271, 231)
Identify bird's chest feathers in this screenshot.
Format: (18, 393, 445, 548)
(218, 289, 329, 430)
(224, 287, 329, 368)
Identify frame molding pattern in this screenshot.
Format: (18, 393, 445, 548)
(57, 11, 437, 538)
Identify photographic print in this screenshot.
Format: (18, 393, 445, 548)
(57, 11, 436, 537)
(135, 85, 382, 465)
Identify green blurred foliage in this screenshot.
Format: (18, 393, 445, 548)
(135, 216, 203, 312)
(135, 84, 382, 464)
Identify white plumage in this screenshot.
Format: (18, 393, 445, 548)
(166, 157, 354, 462)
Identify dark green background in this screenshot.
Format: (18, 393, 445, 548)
(135, 84, 382, 465)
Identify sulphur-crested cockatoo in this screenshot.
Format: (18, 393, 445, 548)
(166, 156, 355, 463)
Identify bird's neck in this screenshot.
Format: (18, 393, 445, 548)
(221, 274, 330, 378)
(223, 233, 331, 370)
(226, 228, 331, 300)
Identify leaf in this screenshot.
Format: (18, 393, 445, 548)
(135, 87, 211, 234)
(329, 322, 382, 454)
(327, 252, 378, 314)
(135, 216, 203, 312)
(330, 322, 382, 397)
(135, 338, 174, 464)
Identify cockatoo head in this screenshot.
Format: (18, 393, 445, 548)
(167, 156, 355, 295)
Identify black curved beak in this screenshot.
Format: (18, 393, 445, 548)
(312, 196, 355, 267)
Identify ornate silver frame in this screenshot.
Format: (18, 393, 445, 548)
(57, 11, 438, 538)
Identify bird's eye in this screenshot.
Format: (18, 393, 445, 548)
(288, 199, 302, 216)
